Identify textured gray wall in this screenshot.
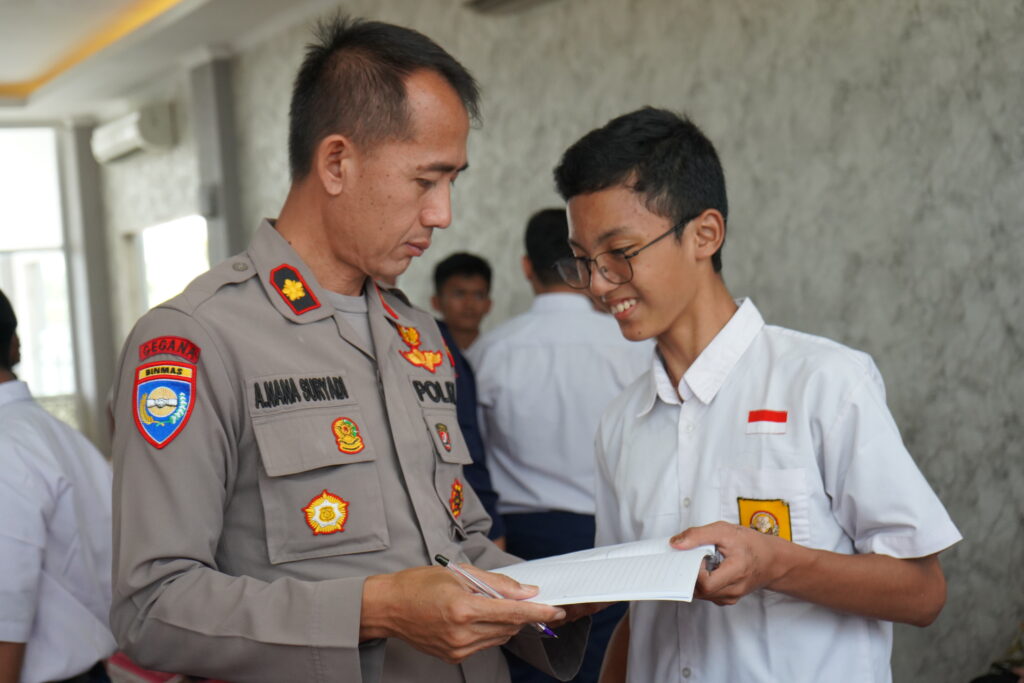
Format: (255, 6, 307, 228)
(100, 1, 1024, 681)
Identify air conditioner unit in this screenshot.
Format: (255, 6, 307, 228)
(91, 103, 176, 164)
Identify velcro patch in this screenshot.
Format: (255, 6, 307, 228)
(134, 362, 196, 449)
(139, 336, 201, 363)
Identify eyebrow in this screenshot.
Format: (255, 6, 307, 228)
(418, 161, 470, 174)
(568, 225, 629, 250)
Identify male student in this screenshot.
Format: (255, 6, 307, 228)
(552, 107, 962, 683)
(432, 252, 493, 351)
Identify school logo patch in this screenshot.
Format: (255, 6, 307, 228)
(435, 422, 452, 451)
(138, 336, 201, 363)
(332, 416, 365, 454)
(133, 362, 196, 449)
(737, 497, 792, 541)
(303, 489, 349, 535)
(396, 324, 444, 373)
(270, 264, 320, 315)
(449, 478, 464, 518)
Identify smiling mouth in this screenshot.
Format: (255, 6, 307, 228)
(608, 298, 637, 316)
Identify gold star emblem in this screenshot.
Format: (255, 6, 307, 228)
(281, 278, 306, 301)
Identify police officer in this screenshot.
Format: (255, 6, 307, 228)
(110, 17, 586, 683)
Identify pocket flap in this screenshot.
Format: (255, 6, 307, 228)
(254, 408, 375, 477)
(422, 410, 472, 465)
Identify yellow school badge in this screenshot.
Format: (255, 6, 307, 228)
(303, 489, 349, 535)
(738, 498, 792, 541)
(332, 417, 365, 454)
(397, 324, 444, 373)
(449, 479, 464, 518)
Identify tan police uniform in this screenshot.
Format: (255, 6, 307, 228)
(110, 221, 586, 683)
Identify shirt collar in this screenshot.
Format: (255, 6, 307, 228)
(529, 292, 595, 314)
(248, 220, 336, 324)
(637, 298, 765, 416)
(0, 380, 32, 408)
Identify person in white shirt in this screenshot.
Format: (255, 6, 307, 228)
(469, 209, 651, 683)
(552, 108, 962, 683)
(0, 290, 116, 683)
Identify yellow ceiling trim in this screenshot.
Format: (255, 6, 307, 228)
(0, 0, 190, 98)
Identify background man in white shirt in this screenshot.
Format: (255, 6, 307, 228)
(0, 289, 116, 683)
(553, 107, 961, 683)
(469, 209, 651, 683)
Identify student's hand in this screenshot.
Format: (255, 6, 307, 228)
(670, 521, 788, 605)
(361, 566, 566, 664)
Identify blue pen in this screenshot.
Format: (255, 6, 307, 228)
(435, 554, 558, 638)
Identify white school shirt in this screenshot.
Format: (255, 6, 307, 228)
(469, 293, 652, 515)
(0, 381, 117, 683)
(594, 299, 961, 683)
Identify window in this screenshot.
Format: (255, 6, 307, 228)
(138, 214, 209, 311)
(0, 127, 78, 426)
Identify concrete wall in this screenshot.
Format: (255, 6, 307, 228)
(99, 1, 1024, 680)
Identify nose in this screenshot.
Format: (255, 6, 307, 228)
(587, 267, 616, 300)
(421, 184, 453, 230)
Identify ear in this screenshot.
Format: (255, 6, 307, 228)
(430, 294, 441, 313)
(521, 255, 535, 282)
(315, 134, 357, 196)
(691, 209, 726, 265)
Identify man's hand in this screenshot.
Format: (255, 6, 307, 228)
(671, 521, 787, 605)
(361, 566, 567, 664)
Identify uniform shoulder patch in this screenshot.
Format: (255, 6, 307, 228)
(139, 336, 201, 363)
(134, 361, 197, 449)
(270, 264, 320, 315)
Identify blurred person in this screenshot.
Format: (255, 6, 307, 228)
(0, 289, 115, 683)
(431, 251, 492, 351)
(108, 16, 587, 683)
(469, 209, 652, 683)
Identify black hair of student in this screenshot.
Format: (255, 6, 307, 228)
(433, 252, 492, 294)
(525, 208, 572, 286)
(0, 289, 17, 371)
(288, 14, 481, 181)
(553, 107, 728, 273)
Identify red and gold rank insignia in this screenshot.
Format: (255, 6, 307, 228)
(435, 422, 452, 451)
(396, 324, 444, 373)
(737, 498, 792, 541)
(270, 264, 320, 315)
(332, 416, 365, 454)
(303, 489, 349, 535)
(449, 478, 464, 518)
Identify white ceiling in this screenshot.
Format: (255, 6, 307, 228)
(0, 0, 341, 123)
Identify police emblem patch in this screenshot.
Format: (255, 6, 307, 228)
(449, 479, 464, 518)
(396, 324, 444, 373)
(435, 422, 452, 451)
(737, 497, 792, 541)
(303, 489, 349, 535)
(133, 361, 196, 449)
(270, 264, 320, 315)
(332, 416, 365, 454)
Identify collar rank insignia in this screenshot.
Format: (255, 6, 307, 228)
(396, 324, 444, 373)
(303, 489, 349, 535)
(737, 498, 792, 541)
(270, 264, 320, 315)
(435, 422, 452, 451)
(134, 361, 196, 449)
(449, 478, 464, 518)
(332, 416, 365, 454)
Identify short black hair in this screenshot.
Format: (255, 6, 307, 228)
(525, 208, 571, 286)
(554, 107, 728, 272)
(288, 14, 481, 180)
(0, 289, 17, 371)
(433, 252, 492, 294)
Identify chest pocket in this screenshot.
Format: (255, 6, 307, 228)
(717, 465, 811, 546)
(253, 407, 389, 564)
(421, 408, 473, 534)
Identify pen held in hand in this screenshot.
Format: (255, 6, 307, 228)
(434, 554, 558, 638)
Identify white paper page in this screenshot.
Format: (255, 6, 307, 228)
(493, 539, 716, 605)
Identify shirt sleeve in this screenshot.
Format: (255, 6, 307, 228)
(110, 308, 365, 682)
(821, 359, 962, 558)
(0, 444, 49, 643)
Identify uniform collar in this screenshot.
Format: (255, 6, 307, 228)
(637, 298, 765, 415)
(0, 379, 32, 408)
(529, 292, 595, 314)
(247, 220, 335, 324)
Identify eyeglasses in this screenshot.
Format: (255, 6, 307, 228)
(554, 214, 697, 289)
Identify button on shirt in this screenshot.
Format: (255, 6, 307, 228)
(594, 299, 961, 683)
(0, 381, 116, 683)
(469, 293, 652, 515)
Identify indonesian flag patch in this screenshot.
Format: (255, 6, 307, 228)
(304, 489, 349, 535)
(133, 361, 196, 449)
(746, 409, 788, 435)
